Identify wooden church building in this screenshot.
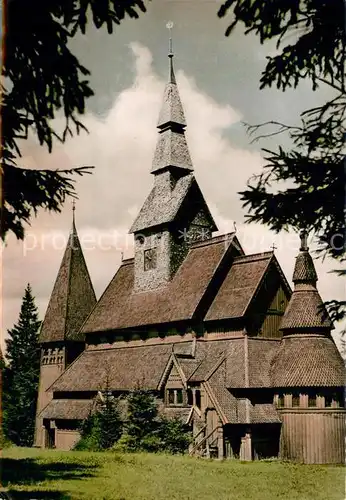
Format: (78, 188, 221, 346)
(35, 51, 345, 463)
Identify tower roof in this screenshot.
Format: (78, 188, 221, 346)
(39, 213, 96, 343)
(280, 230, 332, 332)
(151, 52, 193, 174)
(157, 55, 186, 130)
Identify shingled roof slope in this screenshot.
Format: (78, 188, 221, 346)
(40, 399, 93, 420)
(81, 236, 237, 333)
(271, 336, 345, 387)
(130, 173, 215, 234)
(50, 344, 173, 392)
(189, 339, 233, 382)
(205, 253, 273, 322)
(280, 284, 332, 330)
(207, 361, 238, 424)
(39, 220, 96, 343)
(247, 338, 281, 388)
(189, 338, 246, 387)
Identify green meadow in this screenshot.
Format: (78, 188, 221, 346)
(1, 447, 344, 500)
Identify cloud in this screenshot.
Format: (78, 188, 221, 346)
(3, 43, 343, 352)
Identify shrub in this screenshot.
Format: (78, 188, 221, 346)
(74, 413, 102, 451)
(157, 417, 192, 454)
(74, 392, 122, 452)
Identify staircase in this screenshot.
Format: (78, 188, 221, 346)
(189, 425, 222, 458)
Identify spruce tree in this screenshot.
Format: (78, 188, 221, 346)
(4, 284, 41, 446)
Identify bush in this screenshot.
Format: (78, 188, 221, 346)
(118, 390, 192, 454)
(74, 392, 122, 452)
(157, 417, 192, 454)
(74, 413, 102, 451)
(75, 389, 192, 455)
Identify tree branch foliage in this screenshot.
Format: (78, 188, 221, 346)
(2, 0, 148, 240)
(219, 0, 345, 328)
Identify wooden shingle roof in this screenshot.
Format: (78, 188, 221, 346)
(280, 234, 332, 332)
(50, 344, 173, 392)
(81, 234, 242, 333)
(205, 253, 274, 322)
(270, 336, 345, 387)
(130, 175, 217, 234)
(40, 399, 93, 420)
(280, 284, 332, 330)
(39, 220, 96, 343)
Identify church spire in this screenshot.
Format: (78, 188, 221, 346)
(280, 230, 332, 334)
(151, 23, 193, 174)
(39, 208, 96, 343)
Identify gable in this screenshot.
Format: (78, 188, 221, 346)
(175, 178, 217, 232)
(166, 363, 185, 389)
(245, 260, 291, 337)
(204, 253, 273, 323)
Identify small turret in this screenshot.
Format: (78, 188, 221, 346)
(280, 230, 332, 333)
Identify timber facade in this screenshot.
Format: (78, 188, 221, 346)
(35, 52, 345, 463)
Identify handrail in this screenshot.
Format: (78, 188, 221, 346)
(193, 424, 207, 442)
(189, 425, 221, 456)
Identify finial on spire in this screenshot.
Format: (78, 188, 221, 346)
(166, 21, 176, 84)
(299, 229, 308, 251)
(166, 21, 174, 56)
(72, 199, 76, 227)
(270, 243, 277, 252)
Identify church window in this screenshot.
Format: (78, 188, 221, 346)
(176, 389, 183, 405)
(137, 235, 145, 245)
(168, 390, 175, 405)
(187, 389, 193, 406)
(144, 248, 157, 271)
(167, 389, 184, 406)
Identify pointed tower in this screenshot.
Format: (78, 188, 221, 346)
(35, 209, 96, 446)
(130, 41, 217, 292)
(271, 230, 345, 464)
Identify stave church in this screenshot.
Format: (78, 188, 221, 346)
(35, 49, 345, 463)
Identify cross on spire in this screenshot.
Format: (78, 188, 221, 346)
(270, 243, 277, 251)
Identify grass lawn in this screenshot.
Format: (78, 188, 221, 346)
(1, 447, 344, 500)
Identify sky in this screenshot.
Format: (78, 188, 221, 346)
(2, 1, 344, 350)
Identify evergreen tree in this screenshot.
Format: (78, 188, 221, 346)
(125, 389, 159, 449)
(75, 390, 122, 451)
(118, 389, 191, 454)
(98, 390, 123, 450)
(3, 284, 41, 446)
